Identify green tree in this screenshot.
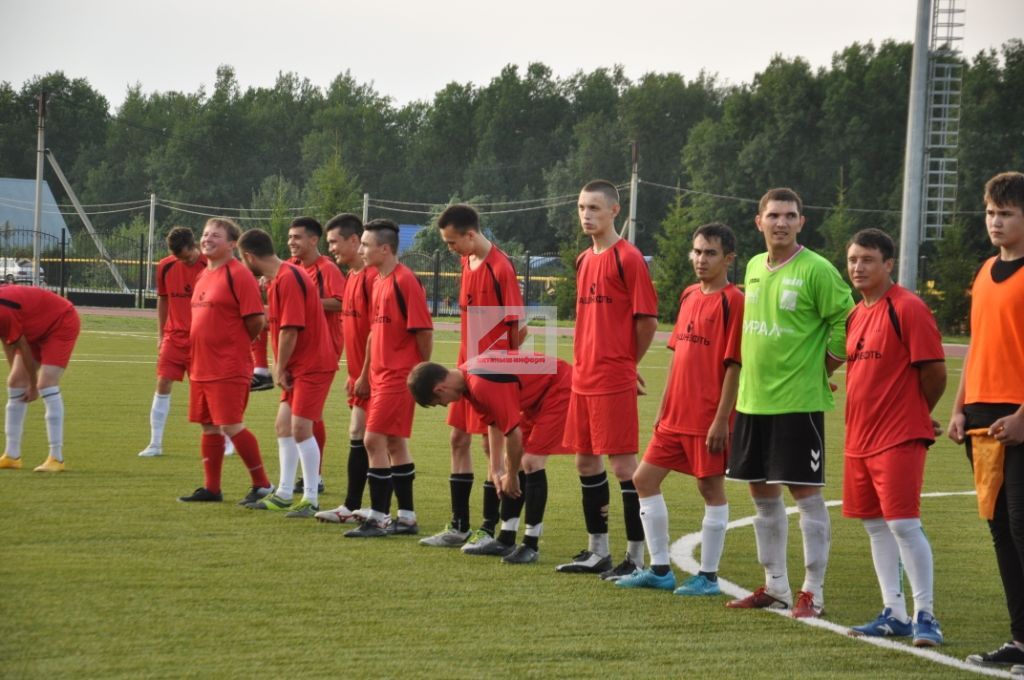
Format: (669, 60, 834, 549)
(246, 174, 302, 257)
(304, 151, 362, 225)
(653, 195, 701, 320)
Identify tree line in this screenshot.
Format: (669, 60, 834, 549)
(1, 39, 1021, 329)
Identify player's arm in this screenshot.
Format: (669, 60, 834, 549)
(990, 404, 1024, 447)
(243, 313, 265, 341)
(7, 336, 40, 401)
(947, 343, 970, 444)
(918, 362, 947, 413)
(487, 424, 507, 490)
(414, 329, 433, 361)
(707, 362, 741, 453)
(653, 349, 676, 428)
(819, 267, 854, 375)
(501, 427, 524, 499)
(321, 297, 342, 312)
(275, 327, 299, 390)
(354, 333, 371, 398)
(156, 295, 168, 347)
(634, 315, 658, 395)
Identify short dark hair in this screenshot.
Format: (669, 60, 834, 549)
(693, 222, 736, 255)
(581, 179, 620, 206)
(407, 362, 450, 406)
(205, 217, 241, 242)
(238, 228, 276, 258)
(984, 172, 1024, 212)
(325, 213, 363, 239)
(437, 204, 481, 234)
(758, 187, 804, 216)
(364, 218, 400, 254)
(848, 228, 895, 261)
(166, 226, 195, 255)
(289, 216, 323, 238)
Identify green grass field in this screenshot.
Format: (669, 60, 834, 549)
(0, 314, 1006, 678)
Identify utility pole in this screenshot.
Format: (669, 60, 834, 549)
(145, 193, 156, 293)
(32, 92, 47, 286)
(362, 193, 369, 224)
(627, 141, 639, 244)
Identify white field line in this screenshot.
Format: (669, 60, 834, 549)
(669, 491, 1011, 679)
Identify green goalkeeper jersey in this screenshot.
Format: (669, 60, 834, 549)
(737, 246, 853, 414)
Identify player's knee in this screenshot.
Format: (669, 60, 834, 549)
(887, 517, 923, 540)
(522, 454, 545, 473)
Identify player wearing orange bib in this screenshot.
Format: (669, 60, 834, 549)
(0, 285, 80, 472)
(558, 180, 659, 579)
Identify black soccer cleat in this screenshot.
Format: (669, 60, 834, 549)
(178, 487, 223, 503)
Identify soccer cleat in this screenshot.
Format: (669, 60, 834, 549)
(178, 487, 223, 503)
(616, 568, 676, 591)
(250, 374, 274, 392)
(912, 611, 944, 647)
(293, 478, 325, 495)
(502, 544, 539, 565)
(137, 446, 163, 458)
(420, 523, 471, 547)
(353, 507, 372, 521)
(0, 454, 23, 469)
(726, 585, 791, 610)
(674, 573, 722, 596)
(555, 549, 613, 574)
(387, 519, 420, 535)
(967, 642, 1024, 667)
(237, 485, 274, 506)
(246, 494, 293, 511)
(315, 505, 362, 524)
(462, 535, 514, 556)
(600, 556, 639, 582)
(791, 590, 825, 619)
(849, 608, 912, 637)
(1011, 664, 1024, 677)
(285, 499, 319, 518)
(344, 517, 389, 538)
(33, 457, 65, 473)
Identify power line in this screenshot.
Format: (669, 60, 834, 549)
(159, 197, 318, 213)
(0, 197, 150, 216)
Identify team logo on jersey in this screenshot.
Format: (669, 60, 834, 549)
(372, 314, 392, 324)
(578, 282, 612, 304)
(742, 319, 783, 337)
(677, 319, 711, 346)
(849, 336, 882, 361)
(779, 289, 798, 311)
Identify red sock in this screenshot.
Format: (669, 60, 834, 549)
(231, 428, 270, 488)
(314, 419, 326, 474)
(201, 434, 225, 493)
(251, 329, 269, 370)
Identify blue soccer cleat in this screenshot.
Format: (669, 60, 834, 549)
(912, 611, 944, 647)
(674, 573, 722, 596)
(615, 567, 676, 591)
(850, 608, 912, 637)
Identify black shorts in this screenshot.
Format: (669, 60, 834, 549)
(727, 412, 826, 486)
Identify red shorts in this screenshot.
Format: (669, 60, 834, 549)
(345, 376, 371, 410)
(157, 334, 190, 381)
(366, 389, 416, 438)
(643, 426, 727, 479)
(280, 371, 335, 421)
(31, 308, 80, 368)
(563, 388, 638, 455)
(842, 441, 928, 520)
(447, 398, 488, 435)
(189, 378, 250, 426)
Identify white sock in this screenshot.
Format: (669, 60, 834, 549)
(889, 518, 934, 617)
(223, 434, 235, 455)
(40, 387, 64, 462)
(254, 367, 270, 377)
(149, 393, 170, 448)
(276, 436, 298, 501)
(753, 495, 789, 596)
(5, 387, 27, 458)
(863, 518, 908, 620)
(797, 494, 831, 599)
(525, 522, 543, 537)
(588, 533, 609, 557)
(639, 494, 670, 566)
(501, 517, 521, 532)
(296, 436, 320, 503)
(700, 503, 729, 574)
(398, 509, 417, 522)
(627, 540, 646, 568)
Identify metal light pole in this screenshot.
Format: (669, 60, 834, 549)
(32, 92, 47, 286)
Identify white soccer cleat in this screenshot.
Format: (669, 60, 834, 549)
(138, 446, 163, 458)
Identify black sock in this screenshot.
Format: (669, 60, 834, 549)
(524, 469, 548, 548)
(481, 481, 499, 535)
(652, 564, 671, 576)
(620, 479, 644, 542)
(391, 462, 415, 513)
(367, 468, 392, 515)
(699, 570, 718, 582)
(580, 471, 610, 535)
(344, 439, 368, 510)
(450, 472, 473, 532)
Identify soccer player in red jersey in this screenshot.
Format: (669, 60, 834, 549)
(842, 228, 946, 646)
(286, 216, 346, 492)
(316, 213, 377, 524)
(558, 180, 659, 579)
(178, 217, 272, 503)
(0, 286, 80, 472)
(345, 219, 433, 538)
(409, 356, 573, 563)
(421, 204, 527, 550)
(238, 228, 338, 517)
(616, 223, 743, 595)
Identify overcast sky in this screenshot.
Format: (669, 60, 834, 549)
(2, 0, 1021, 111)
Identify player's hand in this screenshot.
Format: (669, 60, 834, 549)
(501, 470, 521, 499)
(354, 374, 370, 399)
(23, 384, 39, 402)
(829, 381, 838, 393)
(276, 369, 293, 391)
(931, 419, 943, 437)
(947, 412, 966, 445)
(637, 373, 647, 396)
(258, 276, 270, 291)
(706, 418, 729, 454)
(990, 412, 1024, 447)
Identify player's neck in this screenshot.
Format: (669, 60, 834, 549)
(766, 243, 801, 267)
(298, 251, 319, 267)
(699, 275, 729, 294)
(376, 258, 397, 277)
(590, 230, 620, 253)
(346, 260, 364, 273)
(859, 279, 893, 306)
(1000, 241, 1024, 261)
(206, 253, 232, 269)
(470, 238, 492, 265)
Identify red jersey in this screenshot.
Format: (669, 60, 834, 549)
(457, 245, 523, 364)
(0, 285, 74, 345)
(190, 259, 265, 382)
(845, 284, 944, 457)
(292, 254, 345, 360)
(342, 265, 377, 381)
(463, 358, 570, 435)
(156, 254, 207, 337)
(268, 262, 337, 378)
(369, 263, 433, 393)
(659, 283, 744, 435)
(572, 238, 659, 395)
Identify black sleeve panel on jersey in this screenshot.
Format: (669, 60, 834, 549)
(160, 260, 177, 291)
(287, 264, 308, 302)
(885, 298, 902, 342)
(484, 262, 504, 307)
